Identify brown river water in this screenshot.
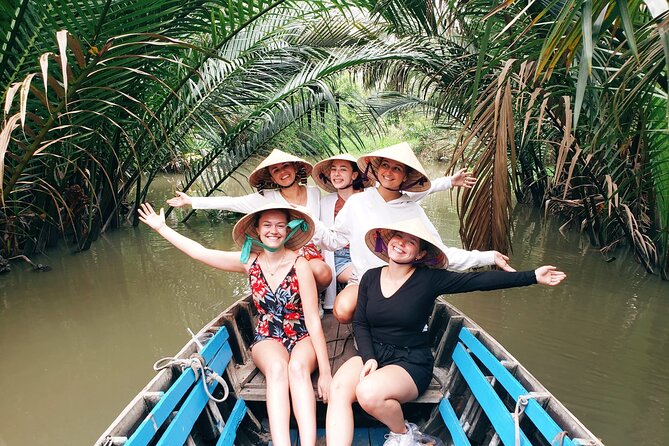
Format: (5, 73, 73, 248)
(1, 168, 668, 445)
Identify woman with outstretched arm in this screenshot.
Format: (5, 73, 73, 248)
(325, 218, 566, 446)
(138, 202, 331, 446)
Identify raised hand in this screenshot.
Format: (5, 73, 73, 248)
(535, 266, 567, 286)
(166, 191, 192, 208)
(137, 203, 166, 231)
(450, 168, 477, 188)
(493, 251, 516, 272)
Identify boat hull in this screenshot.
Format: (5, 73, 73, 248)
(96, 295, 603, 445)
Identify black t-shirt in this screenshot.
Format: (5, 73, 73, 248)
(352, 267, 537, 363)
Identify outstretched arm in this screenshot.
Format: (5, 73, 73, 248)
(450, 168, 477, 188)
(534, 265, 566, 286)
(432, 265, 566, 295)
(166, 191, 192, 208)
(137, 203, 247, 273)
(166, 190, 271, 213)
(405, 168, 477, 202)
(493, 251, 516, 272)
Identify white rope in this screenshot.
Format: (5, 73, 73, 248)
(551, 430, 568, 445)
(152, 353, 229, 403)
(202, 367, 229, 403)
(513, 392, 551, 446)
(101, 436, 127, 446)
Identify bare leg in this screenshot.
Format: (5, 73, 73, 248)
(333, 284, 358, 324)
(326, 356, 364, 446)
(337, 265, 353, 284)
(355, 365, 419, 434)
(308, 258, 333, 292)
(288, 338, 318, 446)
(251, 340, 291, 446)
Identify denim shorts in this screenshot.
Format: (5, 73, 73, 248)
(334, 247, 352, 277)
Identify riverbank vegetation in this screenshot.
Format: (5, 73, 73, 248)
(2, 1, 668, 278)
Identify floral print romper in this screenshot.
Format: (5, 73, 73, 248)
(249, 256, 309, 352)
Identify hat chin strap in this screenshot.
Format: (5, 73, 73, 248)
(279, 178, 297, 188)
(379, 177, 425, 193)
(239, 219, 308, 263)
(398, 176, 426, 191)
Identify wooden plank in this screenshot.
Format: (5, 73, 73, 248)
(238, 387, 268, 401)
(321, 312, 341, 370)
(222, 316, 247, 365)
(452, 342, 531, 446)
(414, 388, 443, 403)
(351, 427, 371, 446)
(156, 342, 234, 446)
(236, 301, 257, 348)
(331, 322, 355, 372)
(316, 428, 327, 446)
(232, 361, 260, 388)
(215, 399, 247, 446)
(458, 329, 577, 446)
(368, 427, 388, 445)
(335, 331, 357, 372)
(125, 327, 230, 446)
(142, 391, 164, 406)
(439, 399, 471, 446)
(434, 315, 464, 367)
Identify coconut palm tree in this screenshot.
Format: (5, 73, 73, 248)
(353, 0, 669, 278)
(3, 0, 668, 280)
(0, 1, 406, 259)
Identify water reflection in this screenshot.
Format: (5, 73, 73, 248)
(1, 171, 669, 446)
(423, 193, 669, 446)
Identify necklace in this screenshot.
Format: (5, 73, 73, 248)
(263, 250, 287, 276)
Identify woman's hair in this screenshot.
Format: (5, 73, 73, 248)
(253, 208, 291, 228)
(351, 163, 366, 190)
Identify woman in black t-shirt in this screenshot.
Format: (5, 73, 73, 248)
(325, 218, 566, 446)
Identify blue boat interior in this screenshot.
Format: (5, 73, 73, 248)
(100, 298, 601, 446)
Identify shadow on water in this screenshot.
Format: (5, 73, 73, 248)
(1, 170, 668, 445)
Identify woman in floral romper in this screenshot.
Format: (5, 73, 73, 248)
(138, 202, 331, 446)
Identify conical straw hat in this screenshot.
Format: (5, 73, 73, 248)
(248, 149, 313, 190)
(232, 203, 315, 254)
(364, 218, 448, 269)
(357, 142, 431, 192)
(311, 153, 372, 193)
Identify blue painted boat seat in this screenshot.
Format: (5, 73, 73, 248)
(439, 327, 579, 446)
(124, 326, 246, 446)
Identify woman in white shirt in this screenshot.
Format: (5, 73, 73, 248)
(167, 149, 332, 290)
(313, 142, 515, 324)
(312, 152, 476, 310)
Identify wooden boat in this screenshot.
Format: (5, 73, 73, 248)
(96, 295, 604, 446)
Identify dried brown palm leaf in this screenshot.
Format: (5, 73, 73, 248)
(621, 203, 657, 267)
(451, 64, 516, 255)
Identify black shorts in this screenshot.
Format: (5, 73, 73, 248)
(371, 341, 434, 395)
